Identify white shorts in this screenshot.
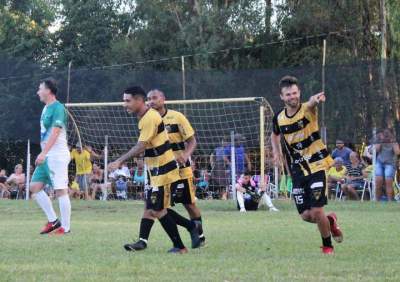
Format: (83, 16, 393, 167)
(31, 155, 70, 190)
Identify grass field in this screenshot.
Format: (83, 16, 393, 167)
(1, 199, 399, 282)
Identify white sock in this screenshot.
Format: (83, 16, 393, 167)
(58, 194, 71, 232)
(262, 193, 275, 208)
(237, 192, 245, 210)
(34, 190, 57, 222)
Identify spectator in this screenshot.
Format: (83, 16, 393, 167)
(224, 133, 252, 176)
(109, 162, 131, 179)
(374, 129, 400, 201)
(131, 159, 145, 199)
(109, 162, 130, 200)
(90, 163, 104, 200)
(68, 175, 81, 199)
(192, 161, 210, 199)
(210, 138, 229, 198)
(327, 157, 347, 199)
(132, 159, 145, 186)
(236, 170, 278, 212)
(331, 139, 353, 166)
(7, 164, 25, 199)
(341, 152, 366, 200)
(70, 144, 101, 200)
(0, 169, 9, 198)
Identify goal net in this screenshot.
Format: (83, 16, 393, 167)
(66, 97, 275, 199)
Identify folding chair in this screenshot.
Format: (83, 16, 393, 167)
(394, 171, 400, 201)
(334, 182, 342, 201)
(361, 178, 372, 202)
(339, 179, 371, 201)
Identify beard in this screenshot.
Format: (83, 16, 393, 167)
(286, 98, 300, 108)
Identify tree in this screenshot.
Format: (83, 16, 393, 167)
(55, 0, 130, 67)
(0, 0, 56, 61)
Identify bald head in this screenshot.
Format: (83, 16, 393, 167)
(147, 89, 166, 112)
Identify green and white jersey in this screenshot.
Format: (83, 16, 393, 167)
(40, 101, 69, 158)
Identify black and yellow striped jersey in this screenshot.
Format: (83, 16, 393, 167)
(161, 109, 195, 179)
(138, 108, 180, 186)
(272, 103, 334, 177)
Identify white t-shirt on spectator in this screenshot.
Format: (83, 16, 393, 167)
(110, 166, 131, 179)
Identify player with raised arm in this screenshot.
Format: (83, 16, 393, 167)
(271, 76, 343, 254)
(30, 78, 71, 235)
(108, 86, 190, 254)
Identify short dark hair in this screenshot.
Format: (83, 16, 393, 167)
(243, 170, 252, 176)
(41, 78, 58, 95)
(124, 86, 146, 99)
(279, 75, 298, 92)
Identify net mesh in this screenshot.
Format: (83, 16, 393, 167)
(66, 98, 274, 199)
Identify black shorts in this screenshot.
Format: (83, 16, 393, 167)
(145, 184, 171, 211)
(170, 177, 196, 205)
(292, 170, 328, 214)
(236, 199, 259, 211)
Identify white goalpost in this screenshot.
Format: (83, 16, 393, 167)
(65, 97, 275, 200)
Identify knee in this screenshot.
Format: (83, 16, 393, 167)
(55, 189, 68, 198)
(300, 211, 313, 222)
(30, 183, 41, 194)
(144, 209, 160, 219)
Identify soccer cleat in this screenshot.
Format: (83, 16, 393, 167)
(199, 235, 206, 247)
(167, 247, 188, 254)
(40, 219, 61, 234)
(124, 240, 147, 252)
(327, 212, 343, 243)
(239, 208, 246, 213)
(269, 207, 279, 212)
(189, 223, 201, 249)
(50, 227, 70, 236)
(321, 246, 334, 255)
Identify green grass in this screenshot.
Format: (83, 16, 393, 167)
(1, 199, 399, 282)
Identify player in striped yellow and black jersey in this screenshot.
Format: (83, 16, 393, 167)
(108, 86, 189, 254)
(148, 89, 206, 247)
(271, 76, 343, 255)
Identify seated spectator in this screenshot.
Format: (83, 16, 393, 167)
(374, 129, 400, 201)
(192, 162, 210, 199)
(236, 171, 278, 212)
(361, 156, 373, 177)
(341, 152, 367, 200)
(327, 157, 347, 199)
(0, 169, 9, 199)
(109, 162, 131, 179)
(132, 159, 145, 186)
(331, 139, 353, 166)
(109, 162, 130, 200)
(68, 175, 81, 199)
(7, 164, 25, 199)
(131, 159, 145, 199)
(90, 163, 104, 200)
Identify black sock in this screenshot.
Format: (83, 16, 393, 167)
(322, 236, 333, 248)
(159, 213, 185, 249)
(167, 208, 195, 231)
(139, 218, 154, 244)
(192, 216, 204, 237)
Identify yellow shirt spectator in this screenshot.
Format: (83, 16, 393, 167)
(328, 166, 347, 179)
(71, 148, 92, 175)
(70, 180, 79, 191)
